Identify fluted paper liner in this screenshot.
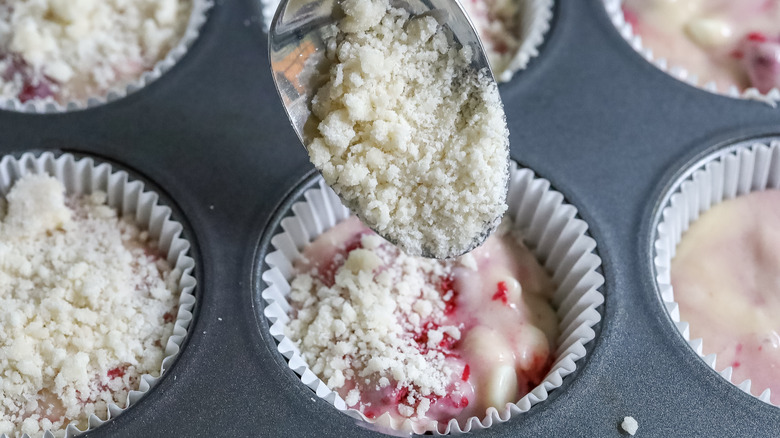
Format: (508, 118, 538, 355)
(0, 0, 213, 113)
(261, 0, 553, 83)
(499, 0, 554, 82)
(654, 140, 780, 407)
(603, 0, 780, 105)
(0, 152, 197, 437)
(262, 162, 605, 434)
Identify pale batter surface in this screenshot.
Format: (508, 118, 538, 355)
(623, 0, 780, 93)
(672, 190, 780, 404)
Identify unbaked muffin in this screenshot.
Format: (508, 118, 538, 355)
(621, 0, 780, 93)
(671, 190, 780, 405)
(285, 215, 557, 430)
(0, 0, 193, 106)
(0, 173, 180, 437)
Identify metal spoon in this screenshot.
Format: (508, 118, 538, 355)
(267, 0, 506, 258)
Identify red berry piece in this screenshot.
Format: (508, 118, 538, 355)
(439, 275, 455, 295)
(621, 6, 639, 28)
(413, 321, 439, 352)
(438, 333, 458, 351)
(317, 232, 367, 286)
(461, 364, 470, 382)
(740, 37, 780, 93)
(413, 330, 429, 349)
(390, 386, 410, 404)
(443, 299, 457, 316)
(343, 233, 365, 254)
(1, 54, 57, 102)
(492, 281, 509, 304)
(107, 367, 126, 379)
(493, 40, 509, 55)
(438, 275, 459, 315)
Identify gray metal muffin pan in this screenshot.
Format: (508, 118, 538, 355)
(1, 0, 779, 436)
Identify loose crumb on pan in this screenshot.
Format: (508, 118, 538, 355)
(0, 174, 179, 437)
(621, 416, 639, 435)
(0, 0, 192, 104)
(306, 0, 509, 259)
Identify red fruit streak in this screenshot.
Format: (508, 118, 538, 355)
(107, 367, 125, 379)
(317, 233, 365, 287)
(392, 386, 409, 404)
(439, 275, 458, 316)
(461, 364, 470, 382)
(621, 6, 639, 28)
(492, 281, 509, 304)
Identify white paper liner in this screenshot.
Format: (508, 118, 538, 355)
(654, 140, 780, 407)
(260, 0, 553, 83)
(603, 0, 780, 106)
(498, 0, 554, 82)
(0, 0, 213, 114)
(261, 162, 605, 434)
(0, 152, 197, 438)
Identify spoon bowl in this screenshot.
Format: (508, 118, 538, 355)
(268, 0, 494, 144)
(268, 0, 505, 259)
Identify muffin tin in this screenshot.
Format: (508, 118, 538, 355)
(2, 0, 780, 436)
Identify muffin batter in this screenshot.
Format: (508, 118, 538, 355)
(671, 190, 780, 404)
(623, 0, 780, 93)
(0, 0, 192, 104)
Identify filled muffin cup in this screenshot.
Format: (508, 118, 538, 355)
(261, 0, 554, 83)
(0, 152, 197, 438)
(603, 0, 780, 105)
(261, 161, 605, 434)
(653, 140, 780, 407)
(0, 0, 213, 113)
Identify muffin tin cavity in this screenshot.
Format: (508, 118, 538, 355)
(0, 152, 197, 438)
(603, 0, 780, 104)
(653, 139, 780, 407)
(0, 0, 213, 114)
(257, 162, 605, 434)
